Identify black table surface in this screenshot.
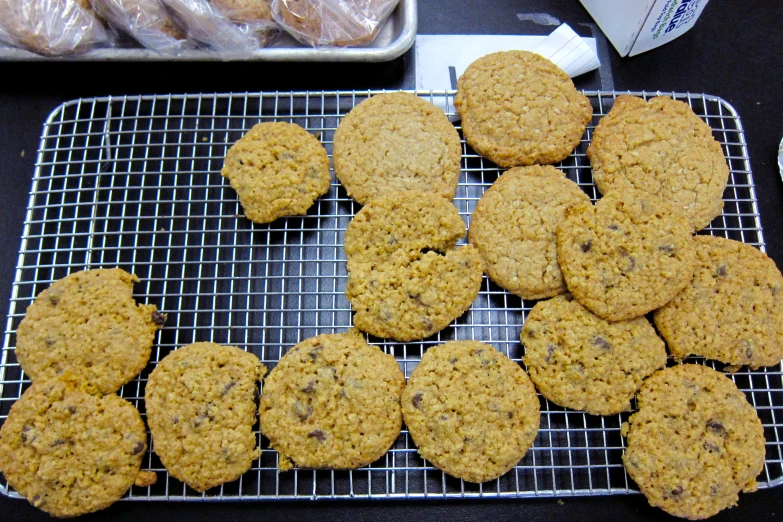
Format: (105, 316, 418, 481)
(2, 1, 783, 520)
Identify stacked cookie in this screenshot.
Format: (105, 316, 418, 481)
(0, 268, 165, 517)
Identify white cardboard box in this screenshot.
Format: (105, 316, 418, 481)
(580, 0, 710, 57)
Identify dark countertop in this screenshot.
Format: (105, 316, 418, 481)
(1, 1, 782, 520)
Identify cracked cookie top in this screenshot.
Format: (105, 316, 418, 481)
(259, 332, 404, 470)
(333, 91, 462, 205)
(622, 364, 765, 519)
(402, 340, 540, 483)
(588, 95, 730, 231)
(556, 187, 696, 321)
(344, 191, 483, 341)
(454, 50, 592, 167)
(521, 294, 666, 416)
(0, 376, 148, 517)
(221, 121, 331, 224)
(145, 342, 266, 492)
(468, 165, 591, 300)
(15, 268, 165, 394)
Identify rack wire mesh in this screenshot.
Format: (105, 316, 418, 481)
(1, 90, 781, 501)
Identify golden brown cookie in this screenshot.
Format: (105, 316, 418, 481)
(402, 341, 540, 483)
(622, 364, 765, 519)
(588, 95, 730, 231)
(221, 122, 331, 224)
(468, 165, 591, 299)
(344, 191, 483, 341)
(259, 332, 405, 470)
(556, 188, 696, 321)
(521, 294, 666, 416)
(454, 50, 593, 168)
(654, 235, 783, 369)
(333, 92, 462, 205)
(210, 0, 272, 23)
(0, 377, 148, 517)
(145, 342, 266, 492)
(15, 268, 165, 394)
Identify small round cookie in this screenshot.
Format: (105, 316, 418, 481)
(521, 294, 667, 416)
(402, 341, 540, 483)
(15, 268, 165, 394)
(588, 95, 730, 231)
(145, 342, 266, 492)
(333, 92, 462, 205)
(556, 187, 696, 321)
(654, 235, 783, 370)
(468, 165, 591, 299)
(622, 364, 765, 519)
(454, 50, 593, 168)
(0, 377, 148, 518)
(221, 122, 330, 224)
(259, 332, 405, 470)
(344, 191, 483, 341)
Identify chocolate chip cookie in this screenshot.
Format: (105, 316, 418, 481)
(622, 364, 765, 519)
(344, 191, 484, 341)
(221, 121, 331, 224)
(654, 235, 783, 369)
(588, 95, 730, 231)
(454, 50, 593, 167)
(259, 332, 405, 470)
(468, 165, 591, 299)
(15, 268, 165, 394)
(0, 376, 148, 517)
(333, 91, 462, 205)
(145, 342, 266, 492)
(402, 340, 540, 483)
(521, 294, 666, 415)
(556, 188, 696, 321)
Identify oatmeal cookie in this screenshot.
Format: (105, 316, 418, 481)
(259, 332, 405, 470)
(588, 95, 730, 231)
(468, 165, 590, 299)
(333, 91, 462, 204)
(454, 50, 592, 167)
(622, 364, 765, 519)
(402, 340, 540, 483)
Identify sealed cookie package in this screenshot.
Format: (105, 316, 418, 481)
(271, 0, 399, 47)
(0, 0, 110, 56)
(160, 0, 278, 58)
(89, 0, 189, 56)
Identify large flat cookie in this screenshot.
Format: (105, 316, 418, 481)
(468, 165, 591, 299)
(654, 235, 783, 369)
(145, 342, 266, 492)
(402, 341, 540, 483)
(557, 188, 696, 321)
(521, 294, 666, 416)
(0, 377, 148, 517)
(344, 191, 483, 341)
(588, 95, 730, 231)
(259, 332, 405, 470)
(333, 92, 462, 204)
(221, 121, 331, 224)
(454, 50, 592, 167)
(622, 364, 765, 519)
(15, 268, 165, 394)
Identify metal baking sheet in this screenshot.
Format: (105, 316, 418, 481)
(0, 90, 781, 502)
(0, 0, 415, 62)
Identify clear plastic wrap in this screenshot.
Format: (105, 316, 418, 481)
(271, 0, 399, 47)
(209, 0, 273, 25)
(160, 0, 277, 58)
(0, 0, 109, 56)
(90, 0, 189, 56)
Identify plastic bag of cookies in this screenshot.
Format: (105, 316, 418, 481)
(0, 0, 110, 56)
(271, 0, 399, 47)
(90, 0, 189, 55)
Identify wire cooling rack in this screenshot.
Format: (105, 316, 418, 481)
(1, 90, 781, 502)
